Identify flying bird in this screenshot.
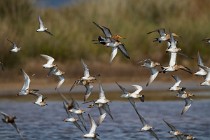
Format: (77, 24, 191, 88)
(83, 114, 99, 139)
(147, 28, 167, 43)
(93, 22, 130, 62)
(40, 54, 56, 69)
(30, 92, 47, 107)
(198, 65, 210, 86)
(69, 98, 87, 131)
(140, 59, 160, 86)
(166, 37, 193, 59)
(138, 113, 159, 140)
(116, 82, 144, 102)
(63, 101, 85, 133)
(147, 28, 179, 43)
(48, 65, 65, 90)
(181, 98, 193, 115)
(70, 59, 98, 101)
(161, 33, 192, 74)
(163, 119, 184, 140)
(116, 83, 158, 140)
(37, 16, 53, 36)
(169, 75, 182, 91)
(7, 39, 21, 53)
(183, 133, 197, 140)
(18, 69, 38, 96)
(176, 88, 194, 115)
(116, 82, 144, 118)
(194, 51, 207, 76)
(58, 91, 74, 112)
(0, 111, 25, 140)
(94, 83, 113, 120)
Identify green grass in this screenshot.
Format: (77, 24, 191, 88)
(1, 0, 210, 69)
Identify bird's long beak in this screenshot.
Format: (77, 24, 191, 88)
(119, 35, 126, 39)
(172, 33, 181, 38)
(113, 35, 126, 40)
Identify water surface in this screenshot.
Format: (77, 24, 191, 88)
(0, 100, 210, 140)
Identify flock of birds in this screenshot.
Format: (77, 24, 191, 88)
(1, 15, 210, 140)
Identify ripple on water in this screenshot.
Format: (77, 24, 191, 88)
(0, 100, 210, 140)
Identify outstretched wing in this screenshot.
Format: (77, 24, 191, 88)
(44, 30, 53, 36)
(127, 98, 146, 125)
(99, 83, 106, 99)
(78, 114, 87, 131)
(58, 91, 72, 105)
(73, 121, 85, 133)
(102, 104, 113, 120)
(147, 28, 166, 37)
(88, 114, 97, 134)
(63, 102, 71, 117)
(20, 69, 30, 91)
(55, 75, 65, 90)
(11, 122, 20, 134)
(7, 39, 15, 45)
(40, 54, 55, 66)
(110, 47, 118, 63)
(93, 22, 112, 37)
(149, 129, 159, 140)
(71, 98, 80, 109)
(97, 113, 106, 126)
(0, 111, 9, 118)
(163, 119, 177, 131)
(132, 85, 143, 91)
(118, 44, 130, 59)
(146, 67, 159, 86)
(196, 51, 207, 73)
(181, 98, 192, 115)
(30, 92, 42, 102)
(81, 59, 90, 78)
(172, 75, 181, 87)
(69, 80, 78, 93)
(38, 16, 44, 29)
(116, 82, 129, 95)
(84, 84, 93, 102)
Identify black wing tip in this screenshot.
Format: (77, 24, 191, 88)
(93, 21, 100, 27)
(181, 112, 184, 115)
(115, 82, 120, 86)
(20, 68, 24, 72)
(45, 30, 53, 36)
(181, 87, 186, 91)
(140, 95, 145, 102)
(110, 114, 114, 120)
(162, 119, 168, 124)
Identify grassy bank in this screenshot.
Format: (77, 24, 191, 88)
(0, 90, 209, 102)
(0, 0, 210, 77)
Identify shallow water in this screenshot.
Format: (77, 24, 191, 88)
(0, 100, 210, 140)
